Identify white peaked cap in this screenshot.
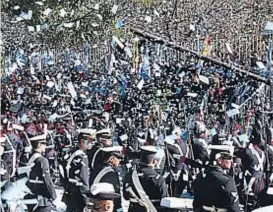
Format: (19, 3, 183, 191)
(76, 128, 97, 135)
(208, 144, 234, 155)
(101, 146, 123, 153)
(29, 134, 47, 142)
(96, 128, 111, 135)
(91, 183, 115, 195)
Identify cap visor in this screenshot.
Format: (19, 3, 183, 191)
(92, 192, 121, 200)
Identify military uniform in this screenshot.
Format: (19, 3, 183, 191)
(124, 146, 168, 212)
(192, 137, 210, 164)
(62, 147, 89, 212)
(25, 151, 57, 212)
(89, 162, 122, 210)
(87, 143, 104, 174)
(193, 166, 240, 212)
(125, 165, 168, 212)
(87, 129, 112, 176)
(264, 143, 273, 205)
(165, 137, 190, 197)
(235, 144, 266, 208)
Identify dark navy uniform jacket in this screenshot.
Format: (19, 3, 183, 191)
(63, 147, 89, 209)
(26, 151, 56, 206)
(89, 162, 121, 210)
(193, 166, 240, 212)
(124, 165, 168, 212)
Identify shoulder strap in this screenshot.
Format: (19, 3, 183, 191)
(91, 148, 101, 170)
(132, 170, 157, 212)
(232, 137, 241, 147)
(185, 144, 190, 157)
(249, 147, 265, 171)
(66, 149, 85, 177)
(93, 166, 115, 184)
(27, 153, 42, 166)
(25, 152, 42, 177)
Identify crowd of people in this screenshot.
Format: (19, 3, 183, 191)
(1, 16, 273, 212)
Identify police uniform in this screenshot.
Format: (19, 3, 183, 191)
(193, 153, 240, 212)
(89, 146, 123, 211)
(124, 146, 168, 212)
(25, 134, 57, 212)
(61, 146, 89, 212)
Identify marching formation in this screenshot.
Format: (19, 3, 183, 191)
(1, 35, 273, 212)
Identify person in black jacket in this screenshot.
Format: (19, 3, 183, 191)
(165, 134, 190, 197)
(87, 129, 113, 175)
(89, 146, 123, 211)
(26, 134, 57, 212)
(61, 133, 90, 212)
(124, 145, 168, 212)
(86, 182, 121, 212)
(234, 126, 266, 210)
(193, 152, 240, 212)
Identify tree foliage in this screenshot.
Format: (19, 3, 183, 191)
(2, 0, 273, 49)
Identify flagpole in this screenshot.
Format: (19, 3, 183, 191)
(128, 26, 271, 84)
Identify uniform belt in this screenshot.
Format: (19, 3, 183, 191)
(203, 205, 228, 212)
(68, 178, 83, 186)
(29, 179, 44, 184)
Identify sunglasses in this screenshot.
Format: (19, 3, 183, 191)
(40, 142, 47, 145)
